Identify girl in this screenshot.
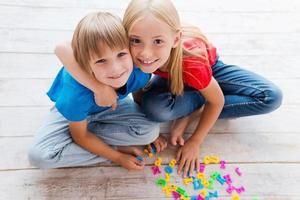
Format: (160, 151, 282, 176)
(55, 0, 282, 176)
(28, 12, 160, 170)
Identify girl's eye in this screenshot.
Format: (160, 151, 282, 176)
(118, 52, 127, 57)
(154, 39, 163, 45)
(130, 38, 140, 44)
(95, 59, 106, 64)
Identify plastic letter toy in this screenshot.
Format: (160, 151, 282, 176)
(164, 166, 174, 174)
(136, 155, 144, 161)
(169, 159, 177, 167)
(235, 167, 242, 176)
(151, 166, 161, 175)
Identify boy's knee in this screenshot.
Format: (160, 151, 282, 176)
(28, 145, 54, 169)
(138, 122, 160, 144)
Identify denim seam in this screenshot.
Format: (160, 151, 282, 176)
(223, 101, 258, 108)
(217, 80, 268, 108)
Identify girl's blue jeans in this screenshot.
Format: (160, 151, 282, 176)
(141, 58, 283, 122)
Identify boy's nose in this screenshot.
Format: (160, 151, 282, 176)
(110, 61, 122, 72)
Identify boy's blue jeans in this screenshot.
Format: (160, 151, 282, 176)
(28, 97, 159, 169)
(141, 59, 283, 122)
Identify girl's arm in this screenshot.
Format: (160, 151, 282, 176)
(54, 42, 118, 109)
(69, 120, 144, 170)
(176, 77, 224, 176)
(189, 77, 224, 144)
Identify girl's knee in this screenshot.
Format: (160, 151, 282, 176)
(142, 95, 175, 122)
(264, 84, 283, 112)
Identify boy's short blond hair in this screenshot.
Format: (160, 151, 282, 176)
(72, 12, 129, 74)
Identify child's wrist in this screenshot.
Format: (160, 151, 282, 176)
(93, 82, 106, 93)
(110, 150, 123, 164)
(189, 134, 204, 145)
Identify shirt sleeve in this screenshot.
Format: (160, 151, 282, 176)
(182, 57, 213, 90)
(55, 86, 93, 122)
(127, 67, 151, 92)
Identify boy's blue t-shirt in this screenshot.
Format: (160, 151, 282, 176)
(47, 66, 150, 121)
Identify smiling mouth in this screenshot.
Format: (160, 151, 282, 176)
(138, 59, 159, 65)
(109, 71, 126, 79)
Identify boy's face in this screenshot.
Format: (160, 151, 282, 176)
(89, 45, 133, 89)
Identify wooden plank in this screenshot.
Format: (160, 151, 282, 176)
(183, 12, 300, 34)
(0, 137, 33, 170)
(0, 106, 50, 137)
(0, 78, 296, 107)
(221, 55, 300, 79)
(0, 0, 299, 12)
(1, 133, 299, 170)
(210, 33, 300, 56)
(1, 28, 299, 56)
(105, 164, 300, 199)
(1, 105, 299, 137)
(0, 5, 300, 33)
(0, 29, 72, 53)
(0, 6, 123, 31)
(0, 0, 129, 9)
(0, 79, 52, 106)
(162, 105, 300, 134)
(0, 53, 299, 79)
(0, 53, 61, 79)
(0, 164, 299, 199)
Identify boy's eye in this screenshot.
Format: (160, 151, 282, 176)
(95, 59, 106, 64)
(154, 39, 163, 44)
(130, 38, 140, 44)
(118, 52, 127, 57)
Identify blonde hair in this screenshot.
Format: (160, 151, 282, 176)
(123, 0, 211, 95)
(72, 12, 129, 74)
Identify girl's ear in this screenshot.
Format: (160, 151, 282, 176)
(172, 31, 182, 48)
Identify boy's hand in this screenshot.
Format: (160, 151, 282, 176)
(148, 135, 168, 153)
(176, 139, 200, 177)
(116, 153, 145, 170)
(94, 84, 118, 110)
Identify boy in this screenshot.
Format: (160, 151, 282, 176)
(28, 12, 159, 170)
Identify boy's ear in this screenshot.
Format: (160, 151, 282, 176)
(172, 31, 182, 48)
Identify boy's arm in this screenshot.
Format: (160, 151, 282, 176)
(69, 120, 145, 170)
(54, 42, 118, 109)
(69, 120, 122, 162)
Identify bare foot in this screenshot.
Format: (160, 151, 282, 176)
(170, 116, 190, 146)
(170, 107, 204, 146)
(117, 146, 144, 156)
(149, 135, 168, 153)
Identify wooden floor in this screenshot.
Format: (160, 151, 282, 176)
(1, 0, 300, 199)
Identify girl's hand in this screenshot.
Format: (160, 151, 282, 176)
(176, 139, 200, 177)
(170, 134, 185, 146)
(116, 153, 145, 170)
(94, 84, 118, 110)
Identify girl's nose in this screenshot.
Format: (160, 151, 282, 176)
(140, 45, 153, 59)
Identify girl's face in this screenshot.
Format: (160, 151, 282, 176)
(128, 14, 180, 73)
(89, 45, 133, 89)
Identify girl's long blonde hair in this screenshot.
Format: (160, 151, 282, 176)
(123, 0, 211, 95)
(72, 12, 128, 74)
